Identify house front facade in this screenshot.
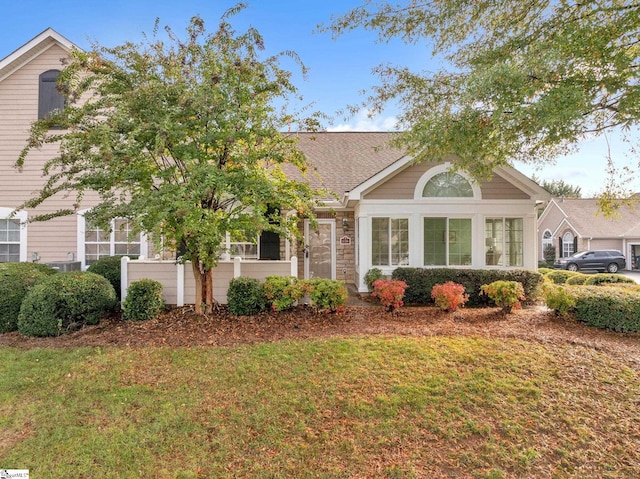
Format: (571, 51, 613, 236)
(1, 29, 550, 298)
(538, 197, 640, 270)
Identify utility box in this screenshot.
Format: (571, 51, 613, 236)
(46, 261, 81, 272)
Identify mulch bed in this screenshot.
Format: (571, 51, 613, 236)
(2, 304, 640, 369)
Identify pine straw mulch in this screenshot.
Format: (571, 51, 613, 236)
(2, 303, 640, 369)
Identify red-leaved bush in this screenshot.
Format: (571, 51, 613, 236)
(430, 281, 469, 312)
(371, 279, 408, 312)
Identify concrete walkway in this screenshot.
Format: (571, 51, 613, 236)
(620, 270, 640, 284)
(345, 284, 375, 306)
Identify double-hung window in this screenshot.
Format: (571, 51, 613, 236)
(0, 218, 21, 263)
(485, 218, 523, 266)
(84, 218, 142, 265)
(371, 217, 409, 266)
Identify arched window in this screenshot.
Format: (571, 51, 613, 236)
(422, 172, 474, 198)
(562, 232, 575, 257)
(542, 229, 553, 252)
(38, 69, 65, 120)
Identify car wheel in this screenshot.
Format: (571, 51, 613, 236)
(607, 263, 619, 273)
(567, 263, 578, 272)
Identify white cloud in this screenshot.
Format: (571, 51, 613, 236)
(327, 109, 399, 132)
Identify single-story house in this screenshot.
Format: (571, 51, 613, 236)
(538, 197, 640, 270)
(1, 28, 551, 296)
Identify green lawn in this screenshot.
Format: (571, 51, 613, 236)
(1, 337, 639, 478)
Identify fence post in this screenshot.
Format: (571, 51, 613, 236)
(120, 256, 130, 302)
(177, 262, 185, 307)
(290, 255, 298, 278)
(233, 256, 242, 278)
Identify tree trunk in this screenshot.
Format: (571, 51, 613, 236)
(192, 258, 214, 314)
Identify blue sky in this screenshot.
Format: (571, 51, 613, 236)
(0, 0, 634, 196)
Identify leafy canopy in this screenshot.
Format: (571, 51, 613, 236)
(326, 1, 640, 182)
(18, 8, 323, 275)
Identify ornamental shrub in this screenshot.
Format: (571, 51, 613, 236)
(122, 279, 164, 321)
(227, 277, 266, 316)
(565, 273, 589, 285)
(306, 278, 348, 313)
(364, 268, 384, 292)
(18, 271, 117, 337)
(263, 276, 305, 312)
(544, 269, 581, 284)
(570, 285, 640, 332)
(0, 262, 57, 333)
(584, 273, 635, 286)
(371, 279, 408, 312)
(431, 281, 469, 312)
(480, 280, 526, 313)
(391, 268, 543, 306)
(87, 256, 123, 299)
(538, 267, 554, 275)
(542, 283, 576, 316)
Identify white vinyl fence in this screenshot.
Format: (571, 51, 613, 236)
(121, 256, 298, 305)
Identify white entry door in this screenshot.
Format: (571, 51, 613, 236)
(304, 219, 336, 279)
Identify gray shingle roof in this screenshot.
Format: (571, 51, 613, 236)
(292, 132, 404, 197)
(552, 198, 640, 238)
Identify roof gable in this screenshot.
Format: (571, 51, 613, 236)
(0, 28, 77, 82)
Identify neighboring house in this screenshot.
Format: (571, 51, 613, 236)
(538, 197, 640, 270)
(1, 29, 551, 295)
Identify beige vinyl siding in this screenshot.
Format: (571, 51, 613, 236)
(539, 203, 566, 234)
(589, 239, 625, 251)
(363, 162, 530, 200)
(129, 262, 179, 303)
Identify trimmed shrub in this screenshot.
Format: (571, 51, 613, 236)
(364, 268, 384, 292)
(372, 279, 408, 312)
(263, 276, 305, 312)
(431, 282, 469, 312)
(227, 277, 266, 316)
(544, 269, 581, 285)
(538, 267, 555, 275)
(122, 279, 164, 321)
(480, 280, 526, 313)
(565, 274, 589, 285)
(584, 273, 635, 286)
(17, 271, 117, 337)
(542, 283, 576, 316)
(306, 279, 348, 313)
(570, 285, 640, 332)
(0, 263, 57, 333)
(391, 268, 543, 307)
(87, 256, 123, 299)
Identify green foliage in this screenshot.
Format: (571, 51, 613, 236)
(372, 279, 408, 312)
(431, 282, 469, 312)
(0, 263, 58, 333)
(542, 244, 556, 264)
(570, 286, 640, 332)
(17, 11, 325, 313)
(305, 278, 348, 313)
(565, 274, 589, 285)
(87, 256, 123, 300)
(364, 268, 384, 291)
(227, 277, 266, 316)
(263, 276, 305, 312)
(391, 268, 542, 307)
(327, 2, 640, 193)
(122, 279, 164, 321)
(538, 267, 554, 275)
(584, 273, 635, 286)
(544, 269, 581, 285)
(480, 281, 526, 313)
(542, 283, 576, 316)
(17, 272, 117, 337)
(533, 177, 582, 198)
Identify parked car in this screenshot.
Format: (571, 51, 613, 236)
(554, 250, 626, 273)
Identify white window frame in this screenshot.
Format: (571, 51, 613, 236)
(77, 211, 148, 269)
(414, 163, 482, 200)
(0, 208, 27, 263)
(485, 217, 524, 267)
(371, 216, 409, 267)
(422, 216, 473, 267)
(562, 232, 575, 257)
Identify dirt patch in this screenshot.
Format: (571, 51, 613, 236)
(2, 304, 640, 369)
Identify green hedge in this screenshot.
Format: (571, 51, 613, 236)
(122, 279, 164, 321)
(391, 268, 543, 307)
(584, 273, 635, 286)
(544, 269, 582, 284)
(17, 271, 117, 337)
(87, 256, 123, 299)
(570, 285, 640, 332)
(227, 277, 266, 316)
(0, 263, 58, 333)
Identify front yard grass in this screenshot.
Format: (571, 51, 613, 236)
(1, 336, 639, 478)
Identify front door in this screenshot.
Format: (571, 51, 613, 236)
(304, 219, 335, 279)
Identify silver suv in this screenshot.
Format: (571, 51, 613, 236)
(554, 250, 626, 273)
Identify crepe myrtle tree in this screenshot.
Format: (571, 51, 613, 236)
(325, 1, 640, 200)
(17, 7, 325, 314)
